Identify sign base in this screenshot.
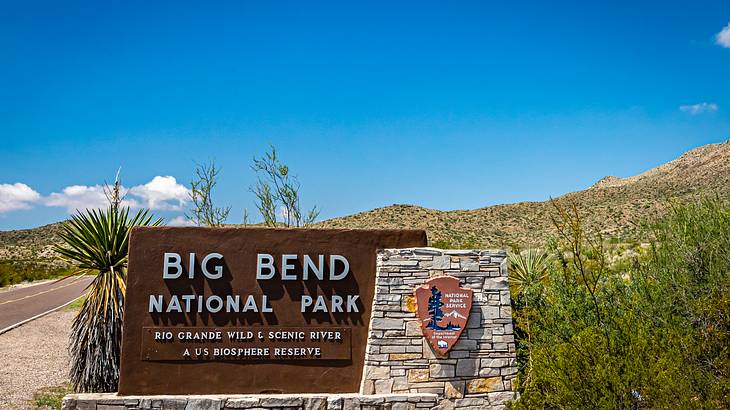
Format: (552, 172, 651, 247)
(61, 392, 439, 410)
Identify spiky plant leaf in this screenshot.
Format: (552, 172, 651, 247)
(509, 248, 550, 297)
(54, 206, 161, 392)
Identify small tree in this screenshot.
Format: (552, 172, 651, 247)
(251, 145, 319, 227)
(242, 208, 250, 227)
(427, 286, 445, 330)
(187, 160, 231, 227)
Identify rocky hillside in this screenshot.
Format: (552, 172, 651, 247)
(0, 222, 69, 271)
(1, 140, 728, 269)
(316, 140, 730, 248)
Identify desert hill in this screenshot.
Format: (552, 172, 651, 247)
(315, 140, 730, 248)
(1, 140, 728, 272)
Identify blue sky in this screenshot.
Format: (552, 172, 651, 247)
(1, 1, 729, 230)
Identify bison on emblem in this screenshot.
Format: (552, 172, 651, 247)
(415, 276, 473, 355)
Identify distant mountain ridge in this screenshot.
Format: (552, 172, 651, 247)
(1, 140, 729, 271)
(315, 140, 730, 247)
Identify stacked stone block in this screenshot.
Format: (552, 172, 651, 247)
(62, 393, 439, 410)
(360, 248, 517, 410)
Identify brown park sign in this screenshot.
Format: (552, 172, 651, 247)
(415, 276, 473, 355)
(118, 227, 426, 395)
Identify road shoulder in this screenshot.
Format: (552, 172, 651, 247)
(0, 308, 75, 409)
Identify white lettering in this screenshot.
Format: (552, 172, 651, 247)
(331, 295, 343, 312)
(313, 296, 327, 312)
(166, 295, 182, 313)
(281, 254, 297, 281)
(303, 255, 324, 280)
(226, 295, 240, 312)
(163, 253, 182, 279)
(242, 295, 259, 312)
(206, 295, 223, 313)
(330, 255, 350, 280)
(257, 253, 275, 279)
(347, 294, 360, 312)
(149, 295, 163, 312)
(201, 253, 224, 279)
(261, 295, 273, 313)
(182, 294, 195, 311)
(188, 252, 196, 279)
(301, 295, 313, 312)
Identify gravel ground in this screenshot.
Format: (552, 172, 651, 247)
(0, 309, 74, 409)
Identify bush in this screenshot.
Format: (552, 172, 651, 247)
(510, 197, 730, 409)
(0, 261, 73, 288)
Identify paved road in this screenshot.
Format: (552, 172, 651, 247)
(0, 275, 94, 333)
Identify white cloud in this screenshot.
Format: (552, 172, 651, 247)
(0, 176, 190, 217)
(168, 215, 197, 227)
(679, 102, 718, 115)
(0, 183, 41, 213)
(44, 184, 137, 213)
(716, 22, 730, 48)
(128, 176, 189, 211)
(45, 176, 189, 214)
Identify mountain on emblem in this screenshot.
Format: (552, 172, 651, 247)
(415, 276, 473, 354)
(443, 310, 468, 320)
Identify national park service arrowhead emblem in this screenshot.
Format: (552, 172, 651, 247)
(415, 276, 473, 355)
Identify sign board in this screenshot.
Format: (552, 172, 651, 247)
(415, 276, 473, 354)
(118, 227, 426, 395)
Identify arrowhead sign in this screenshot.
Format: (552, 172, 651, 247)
(415, 276, 473, 355)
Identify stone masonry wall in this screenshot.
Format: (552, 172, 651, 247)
(360, 248, 517, 410)
(63, 393, 439, 410)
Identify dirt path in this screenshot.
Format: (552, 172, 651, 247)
(0, 309, 75, 409)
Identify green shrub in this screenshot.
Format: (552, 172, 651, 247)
(0, 261, 73, 287)
(510, 196, 730, 409)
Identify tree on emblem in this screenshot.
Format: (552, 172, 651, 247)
(427, 286, 445, 330)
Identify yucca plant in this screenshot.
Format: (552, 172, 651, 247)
(55, 206, 161, 392)
(508, 248, 550, 297)
(509, 248, 550, 388)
